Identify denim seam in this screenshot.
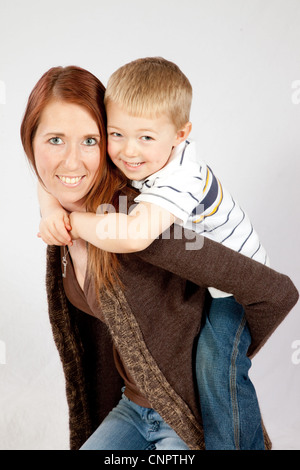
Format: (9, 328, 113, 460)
(229, 315, 247, 450)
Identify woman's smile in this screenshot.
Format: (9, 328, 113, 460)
(56, 175, 86, 187)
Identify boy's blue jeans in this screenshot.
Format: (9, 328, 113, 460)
(196, 296, 265, 450)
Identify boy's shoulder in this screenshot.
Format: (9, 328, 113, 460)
(165, 139, 207, 171)
(131, 140, 208, 193)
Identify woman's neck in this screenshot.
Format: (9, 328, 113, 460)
(60, 199, 87, 213)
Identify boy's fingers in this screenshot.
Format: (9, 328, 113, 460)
(41, 234, 66, 246)
(63, 214, 72, 231)
(38, 211, 73, 246)
(53, 220, 72, 244)
(39, 226, 67, 246)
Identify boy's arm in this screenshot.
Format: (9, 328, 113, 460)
(69, 202, 176, 253)
(38, 181, 64, 216)
(38, 182, 72, 245)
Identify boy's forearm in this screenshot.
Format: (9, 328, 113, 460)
(70, 202, 176, 253)
(69, 212, 152, 253)
(38, 182, 62, 217)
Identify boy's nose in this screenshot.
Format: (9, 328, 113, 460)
(123, 140, 138, 158)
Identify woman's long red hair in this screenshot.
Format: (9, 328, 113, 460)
(20, 65, 130, 291)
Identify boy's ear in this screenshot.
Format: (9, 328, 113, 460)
(175, 121, 192, 145)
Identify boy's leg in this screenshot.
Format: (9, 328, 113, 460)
(196, 296, 265, 450)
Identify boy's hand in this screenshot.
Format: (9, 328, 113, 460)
(37, 208, 73, 246)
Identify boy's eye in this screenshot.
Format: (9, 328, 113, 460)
(141, 136, 153, 142)
(110, 132, 122, 138)
(49, 137, 63, 145)
(83, 137, 97, 146)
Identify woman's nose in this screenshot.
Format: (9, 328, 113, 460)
(64, 144, 81, 169)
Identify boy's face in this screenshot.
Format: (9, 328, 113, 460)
(106, 101, 188, 180)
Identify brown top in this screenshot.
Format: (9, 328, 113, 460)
(47, 225, 299, 450)
(61, 246, 151, 408)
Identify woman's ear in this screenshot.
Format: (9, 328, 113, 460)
(174, 121, 192, 146)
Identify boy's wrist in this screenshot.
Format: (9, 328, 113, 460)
(69, 211, 81, 239)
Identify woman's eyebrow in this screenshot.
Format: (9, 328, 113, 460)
(84, 133, 101, 138)
(43, 132, 66, 137)
(42, 132, 101, 138)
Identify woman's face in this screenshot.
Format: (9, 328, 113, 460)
(33, 100, 101, 211)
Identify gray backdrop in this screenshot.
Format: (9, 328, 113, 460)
(0, 0, 299, 450)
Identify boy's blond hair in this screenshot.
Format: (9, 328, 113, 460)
(104, 57, 192, 130)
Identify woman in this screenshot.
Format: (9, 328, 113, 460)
(20, 66, 298, 450)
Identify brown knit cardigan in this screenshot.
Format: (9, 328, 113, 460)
(46, 227, 298, 450)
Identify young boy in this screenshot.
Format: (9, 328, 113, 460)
(38, 57, 268, 449)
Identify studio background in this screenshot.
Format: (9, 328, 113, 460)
(0, 0, 299, 450)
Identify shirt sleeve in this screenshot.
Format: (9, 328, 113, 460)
(134, 156, 207, 224)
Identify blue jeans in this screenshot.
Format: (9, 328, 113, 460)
(196, 296, 265, 450)
(80, 393, 190, 450)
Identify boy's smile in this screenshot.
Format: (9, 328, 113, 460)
(106, 101, 191, 181)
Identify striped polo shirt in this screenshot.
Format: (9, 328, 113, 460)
(131, 140, 269, 297)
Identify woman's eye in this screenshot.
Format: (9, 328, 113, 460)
(84, 137, 97, 146)
(49, 137, 63, 145)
